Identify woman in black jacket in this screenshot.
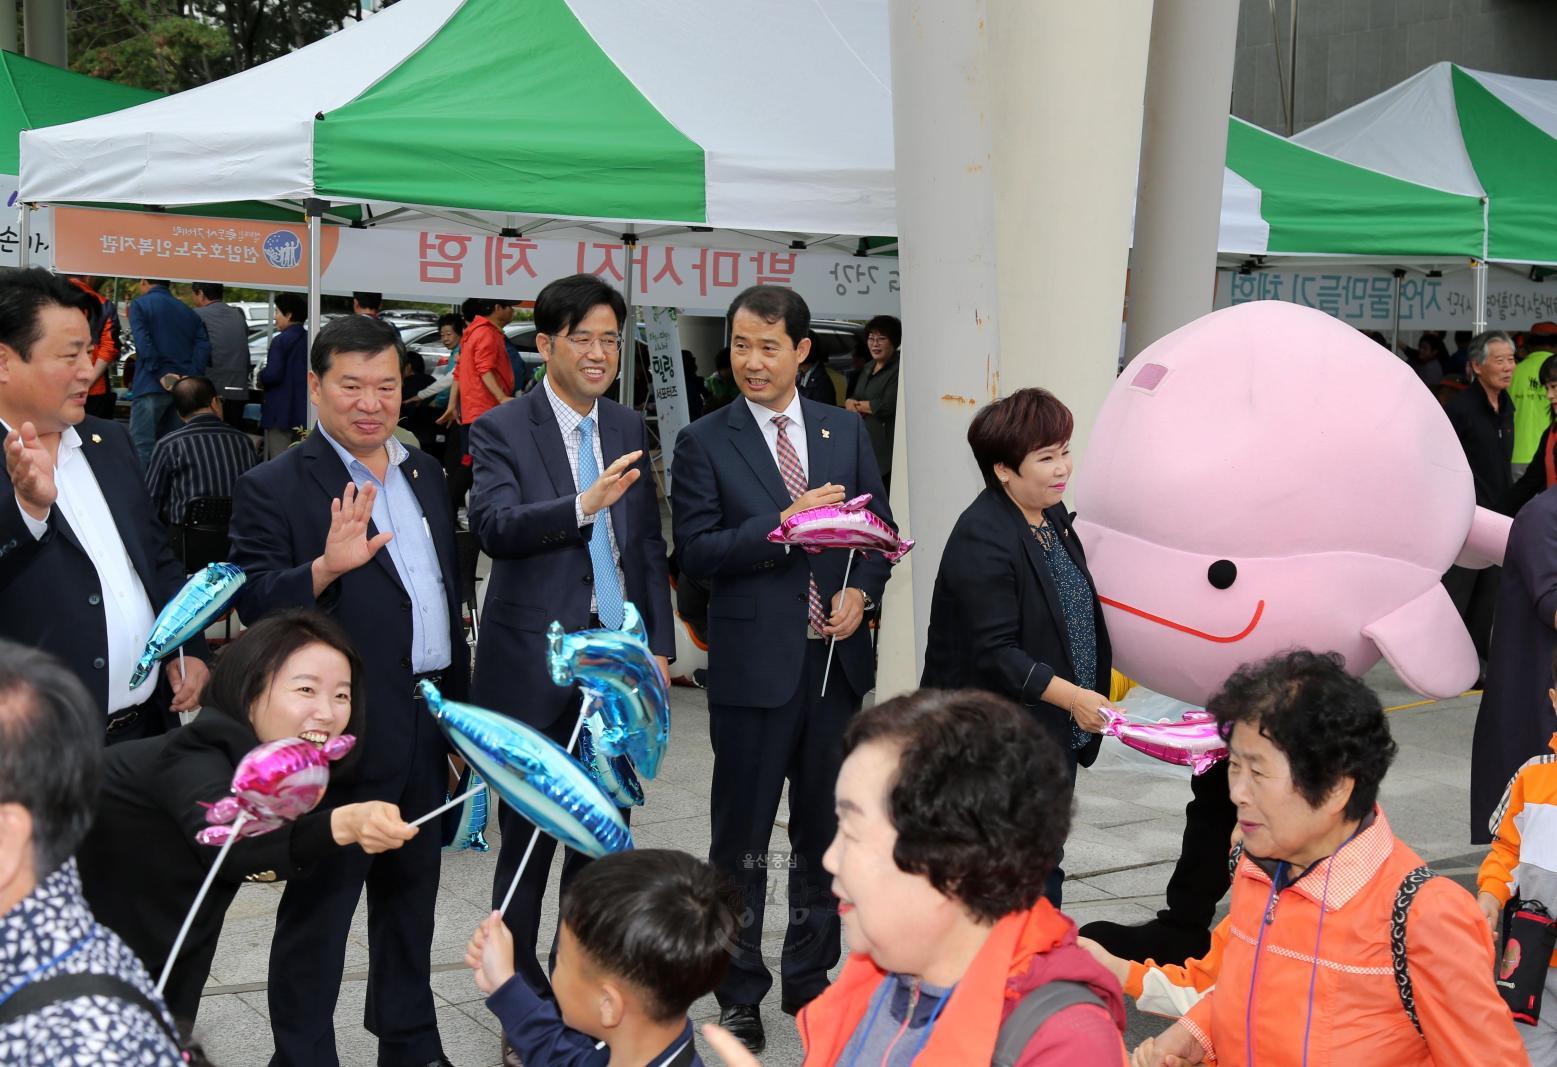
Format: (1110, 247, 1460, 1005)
(921, 388, 1119, 905)
(76, 610, 417, 1035)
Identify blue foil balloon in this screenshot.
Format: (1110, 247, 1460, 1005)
(419, 681, 632, 859)
(546, 601, 670, 779)
(131, 562, 246, 688)
(578, 707, 644, 808)
(442, 768, 491, 853)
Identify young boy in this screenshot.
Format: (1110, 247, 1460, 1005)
(466, 849, 732, 1067)
(1478, 648, 1557, 1062)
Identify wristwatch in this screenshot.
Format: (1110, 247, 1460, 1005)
(859, 591, 876, 612)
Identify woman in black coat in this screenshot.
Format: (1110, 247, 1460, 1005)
(76, 610, 417, 1035)
(921, 387, 1118, 905)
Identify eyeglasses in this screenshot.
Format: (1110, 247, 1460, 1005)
(565, 334, 620, 353)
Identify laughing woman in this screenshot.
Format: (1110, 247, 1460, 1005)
(76, 611, 417, 1038)
(920, 388, 1118, 906)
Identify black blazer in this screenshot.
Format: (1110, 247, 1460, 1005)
(920, 488, 1112, 765)
(228, 431, 469, 785)
(671, 396, 893, 708)
(466, 388, 674, 730)
(0, 414, 207, 712)
(76, 710, 338, 1021)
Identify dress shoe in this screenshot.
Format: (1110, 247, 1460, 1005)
(1079, 916, 1211, 967)
(414, 1059, 455, 1067)
(717, 1003, 765, 1054)
(501, 1036, 525, 1067)
(781, 984, 829, 1017)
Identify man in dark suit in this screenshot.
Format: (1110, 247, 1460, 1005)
(671, 285, 895, 1053)
(0, 267, 207, 741)
(128, 279, 210, 467)
(467, 273, 673, 1062)
(228, 315, 467, 1067)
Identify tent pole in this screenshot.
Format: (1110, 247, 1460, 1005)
(1389, 267, 1404, 357)
(620, 227, 638, 408)
(17, 203, 29, 268)
(306, 199, 325, 428)
(1473, 197, 1489, 334)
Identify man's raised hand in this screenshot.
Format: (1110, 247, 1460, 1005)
(5, 422, 56, 521)
(311, 482, 393, 596)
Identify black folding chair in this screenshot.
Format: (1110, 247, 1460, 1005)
(180, 496, 236, 641)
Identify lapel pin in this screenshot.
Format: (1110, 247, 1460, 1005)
(90, 434, 102, 444)
(821, 428, 831, 439)
(412, 468, 419, 479)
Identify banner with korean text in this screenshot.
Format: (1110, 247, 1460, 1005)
(1214, 266, 1557, 331)
(51, 206, 900, 318)
(643, 307, 690, 495)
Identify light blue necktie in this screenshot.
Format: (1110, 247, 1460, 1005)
(577, 416, 625, 629)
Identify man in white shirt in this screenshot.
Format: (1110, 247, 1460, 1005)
(0, 268, 207, 741)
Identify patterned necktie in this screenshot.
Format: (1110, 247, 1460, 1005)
(577, 416, 625, 629)
(772, 414, 827, 635)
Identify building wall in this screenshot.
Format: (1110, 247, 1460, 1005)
(1232, 0, 1557, 134)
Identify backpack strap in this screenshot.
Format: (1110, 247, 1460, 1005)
(1391, 865, 1439, 1039)
(0, 971, 185, 1057)
(991, 979, 1107, 1067)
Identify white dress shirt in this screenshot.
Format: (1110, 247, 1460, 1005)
(544, 376, 625, 612)
(746, 391, 810, 481)
(11, 422, 158, 711)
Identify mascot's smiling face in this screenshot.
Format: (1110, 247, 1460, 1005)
(1073, 301, 1478, 706)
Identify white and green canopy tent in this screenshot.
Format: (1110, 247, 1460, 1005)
(19, 0, 893, 246)
(1294, 63, 1557, 268)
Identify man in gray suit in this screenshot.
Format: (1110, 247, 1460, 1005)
(191, 283, 250, 430)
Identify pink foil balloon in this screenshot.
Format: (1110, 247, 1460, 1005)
(1098, 709, 1227, 776)
(197, 735, 355, 845)
(766, 493, 913, 562)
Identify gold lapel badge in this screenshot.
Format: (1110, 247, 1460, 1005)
(821, 428, 831, 439)
(90, 433, 102, 444)
(412, 468, 419, 479)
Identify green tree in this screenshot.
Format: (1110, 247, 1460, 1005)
(68, 0, 362, 94)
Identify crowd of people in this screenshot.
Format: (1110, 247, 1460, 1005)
(0, 261, 1549, 1067)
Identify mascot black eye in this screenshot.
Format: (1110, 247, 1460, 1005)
(1207, 560, 1237, 590)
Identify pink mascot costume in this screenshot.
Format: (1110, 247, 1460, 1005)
(1071, 300, 1509, 962)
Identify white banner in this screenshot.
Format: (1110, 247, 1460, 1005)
(0, 177, 54, 269)
(644, 306, 691, 495)
(323, 228, 901, 318)
(1214, 266, 1557, 331)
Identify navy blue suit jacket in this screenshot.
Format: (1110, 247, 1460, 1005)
(467, 388, 673, 730)
(128, 285, 210, 398)
(0, 415, 208, 712)
(228, 431, 469, 785)
(671, 396, 893, 708)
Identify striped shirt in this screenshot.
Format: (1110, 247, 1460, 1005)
(144, 413, 259, 526)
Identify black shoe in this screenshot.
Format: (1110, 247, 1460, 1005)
(717, 1004, 766, 1054)
(500, 1036, 524, 1067)
(1078, 917, 1211, 966)
(781, 985, 829, 1017)
(416, 1059, 455, 1067)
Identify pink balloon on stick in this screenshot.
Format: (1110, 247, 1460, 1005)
(1098, 709, 1227, 775)
(158, 734, 354, 997)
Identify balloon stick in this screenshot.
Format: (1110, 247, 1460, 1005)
(819, 549, 856, 698)
(498, 692, 592, 915)
(157, 810, 249, 997)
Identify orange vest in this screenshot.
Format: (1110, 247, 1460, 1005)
(1180, 808, 1525, 1065)
(797, 899, 1127, 1065)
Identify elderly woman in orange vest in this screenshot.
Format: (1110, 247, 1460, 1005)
(1132, 650, 1525, 1067)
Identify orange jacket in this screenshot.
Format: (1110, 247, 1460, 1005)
(1479, 731, 1557, 966)
(798, 899, 1128, 1065)
(1179, 807, 1526, 1066)
(68, 277, 116, 397)
(1124, 916, 1226, 1018)
(457, 317, 512, 424)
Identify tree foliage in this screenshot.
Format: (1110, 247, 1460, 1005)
(68, 0, 365, 93)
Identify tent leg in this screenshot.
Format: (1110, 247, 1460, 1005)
(17, 203, 29, 268)
(620, 228, 638, 408)
(1472, 259, 1488, 335)
(1389, 267, 1404, 357)
(306, 201, 325, 428)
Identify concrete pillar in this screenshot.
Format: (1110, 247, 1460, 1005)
(879, 0, 1154, 694)
(0, 2, 19, 55)
(21, 0, 64, 68)
(1123, 1, 1240, 363)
